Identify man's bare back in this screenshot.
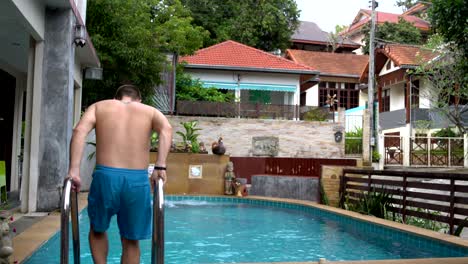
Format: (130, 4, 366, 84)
(94, 99, 156, 169)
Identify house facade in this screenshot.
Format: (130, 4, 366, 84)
(179, 40, 319, 118)
(286, 49, 369, 110)
(0, 0, 100, 212)
(360, 44, 438, 135)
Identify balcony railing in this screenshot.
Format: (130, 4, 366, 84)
(176, 100, 333, 120)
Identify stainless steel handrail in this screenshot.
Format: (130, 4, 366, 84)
(151, 178, 164, 264)
(60, 178, 80, 264)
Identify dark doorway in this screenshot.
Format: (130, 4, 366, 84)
(0, 69, 16, 191)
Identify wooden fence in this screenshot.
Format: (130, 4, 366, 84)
(340, 169, 468, 234)
(176, 100, 333, 120)
(231, 157, 357, 183)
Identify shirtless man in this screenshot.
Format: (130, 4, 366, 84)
(67, 84, 172, 264)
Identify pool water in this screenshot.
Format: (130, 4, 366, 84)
(24, 197, 468, 263)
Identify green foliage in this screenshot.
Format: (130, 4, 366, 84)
(454, 217, 468, 237)
(176, 66, 234, 102)
(432, 127, 459, 138)
(180, 0, 300, 51)
(319, 181, 329, 205)
(345, 128, 363, 155)
(430, 0, 468, 60)
(395, 0, 418, 11)
(391, 208, 449, 233)
(303, 108, 329, 122)
(372, 150, 381, 162)
(150, 132, 159, 151)
(346, 188, 392, 218)
(176, 120, 202, 153)
(83, 0, 206, 106)
(362, 18, 422, 54)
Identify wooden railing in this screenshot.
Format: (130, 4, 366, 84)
(231, 157, 357, 183)
(176, 100, 332, 120)
(340, 169, 468, 235)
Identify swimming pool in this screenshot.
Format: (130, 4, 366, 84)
(24, 196, 468, 263)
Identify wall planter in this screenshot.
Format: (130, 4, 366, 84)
(149, 152, 229, 195)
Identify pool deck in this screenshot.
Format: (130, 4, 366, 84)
(11, 194, 468, 264)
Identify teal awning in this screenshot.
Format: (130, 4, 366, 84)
(201, 81, 296, 92)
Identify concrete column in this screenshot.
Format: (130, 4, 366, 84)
(403, 124, 411, 166)
(362, 109, 371, 165)
(36, 9, 76, 211)
(464, 134, 468, 168)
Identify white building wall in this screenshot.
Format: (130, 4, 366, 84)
(305, 84, 319, 106)
(419, 78, 434, 109)
(11, 0, 45, 40)
(389, 83, 405, 111)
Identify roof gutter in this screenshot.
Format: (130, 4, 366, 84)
(320, 73, 361, 78)
(184, 64, 319, 75)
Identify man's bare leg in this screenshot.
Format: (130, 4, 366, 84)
(89, 228, 109, 264)
(121, 237, 140, 264)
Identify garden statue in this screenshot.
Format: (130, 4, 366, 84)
(212, 137, 226, 155)
(199, 142, 208, 154)
(224, 162, 235, 195)
(0, 215, 13, 264)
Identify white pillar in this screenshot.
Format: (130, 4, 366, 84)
(378, 133, 384, 170)
(21, 39, 44, 213)
(403, 124, 411, 166)
(464, 133, 468, 168)
(10, 77, 26, 192)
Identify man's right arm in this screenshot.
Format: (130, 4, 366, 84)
(68, 103, 97, 191)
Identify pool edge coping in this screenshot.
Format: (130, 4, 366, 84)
(12, 193, 468, 264)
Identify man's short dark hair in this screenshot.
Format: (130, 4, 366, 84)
(114, 84, 141, 100)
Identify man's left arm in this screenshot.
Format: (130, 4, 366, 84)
(68, 104, 97, 192)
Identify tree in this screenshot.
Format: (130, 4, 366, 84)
(327, 25, 348, 53)
(176, 65, 234, 102)
(362, 18, 423, 54)
(83, 0, 207, 106)
(414, 46, 468, 134)
(180, 0, 300, 51)
(414, 0, 468, 133)
(395, 0, 418, 11)
(430, 0, 468, 61)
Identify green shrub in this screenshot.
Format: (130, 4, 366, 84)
(432, 127, 459, 137)
(303, 108, 329, 121)
(345, 187, 392, 218)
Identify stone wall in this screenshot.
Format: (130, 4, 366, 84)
(250, 175, 319, 202)
(168, 116, 345, 158)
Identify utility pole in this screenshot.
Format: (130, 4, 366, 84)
(368, 0, 377, 164)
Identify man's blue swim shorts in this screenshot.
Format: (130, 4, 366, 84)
(88, 164, 151, 240)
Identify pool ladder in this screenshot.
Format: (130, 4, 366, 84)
(60, 178, 165, 264)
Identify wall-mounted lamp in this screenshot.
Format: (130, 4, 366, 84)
(74, 24, 86, 47)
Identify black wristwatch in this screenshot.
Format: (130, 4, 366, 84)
(154, 166, 166, 171)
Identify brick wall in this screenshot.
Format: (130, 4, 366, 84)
(167, 116, 345, 158)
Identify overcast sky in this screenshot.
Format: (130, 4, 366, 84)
(295, 0, 404, 33)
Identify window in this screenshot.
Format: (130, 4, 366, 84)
(386, 60, 391, 70)
(382, 89, 390, 112)
(318, 82, 360, 109)
(404, 80, 420, 108)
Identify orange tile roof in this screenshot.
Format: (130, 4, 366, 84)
(286, 49, 369, 77)
(180, 40, 317, 74)
(359, 44, 439, 82)
(380, 44, 438, 67)
(344, 9, 430, 35)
